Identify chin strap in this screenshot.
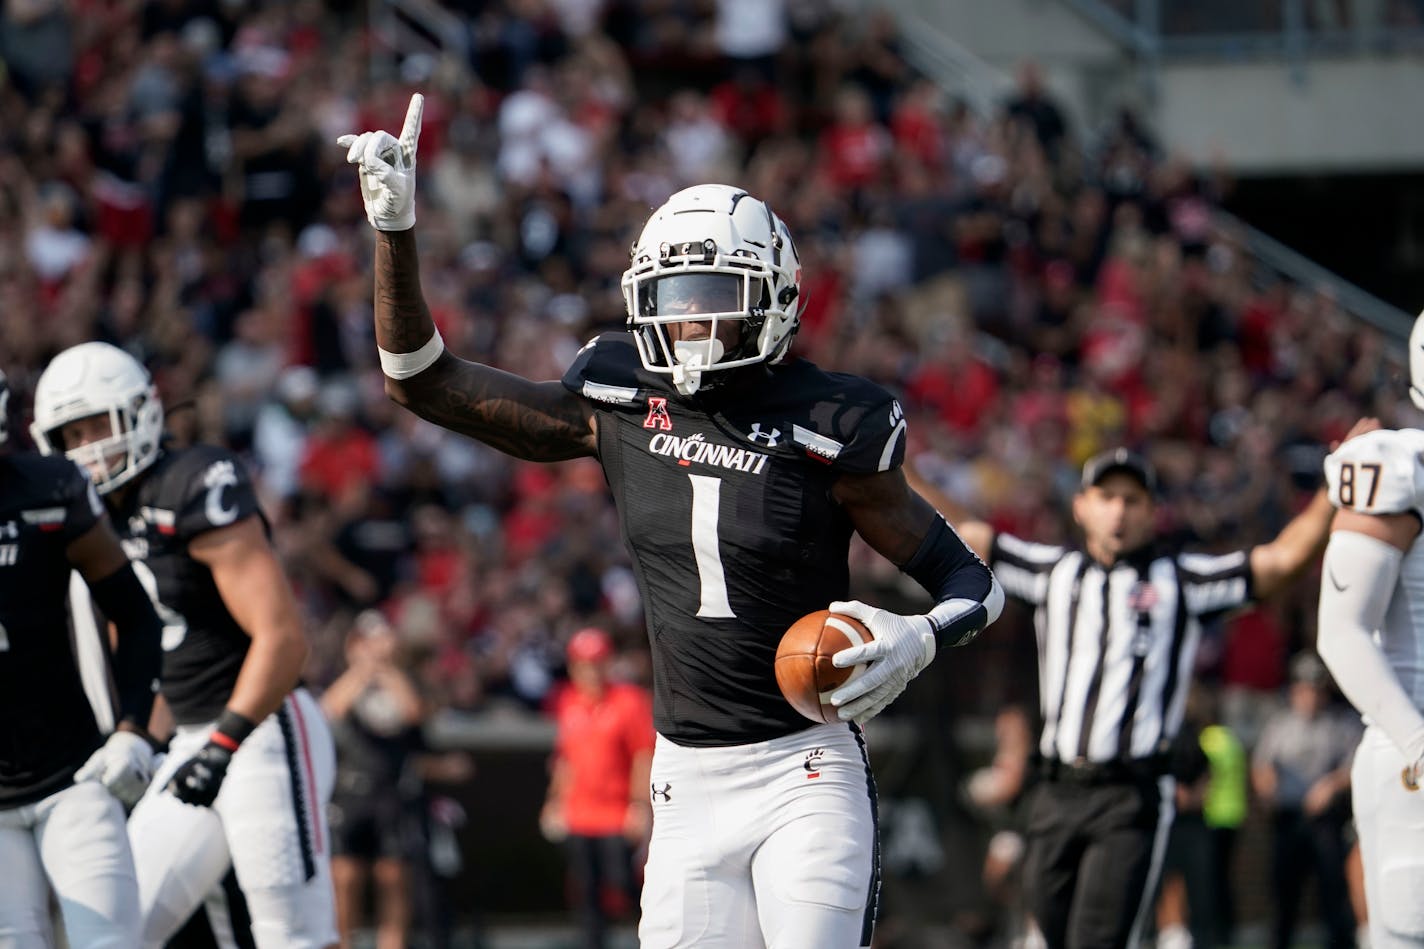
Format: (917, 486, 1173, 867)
(670, 339, 725, 396)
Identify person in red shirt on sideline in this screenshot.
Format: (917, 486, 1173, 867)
(541, 628, 655, 949)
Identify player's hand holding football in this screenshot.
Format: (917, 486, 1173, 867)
(828, 600, 937, 723)
(337, 93, 424, 231)
(75, 729, 155, 807)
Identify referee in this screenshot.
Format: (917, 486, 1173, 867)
(912, 438, 1364, 948)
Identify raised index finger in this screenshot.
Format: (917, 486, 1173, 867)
(399, 93, 425, 163)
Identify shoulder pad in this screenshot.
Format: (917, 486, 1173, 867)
(765, 363, 908, 473)
(155, 445, 262, 538)
(14, 453, 97, 506)
(561, 332, 648, 406)
(1324, 428, 1424, 516)
(47, 454, 94, 494)
(8, 453, 104, 538)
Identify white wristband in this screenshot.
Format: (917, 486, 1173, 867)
(378, 328, 444, 380)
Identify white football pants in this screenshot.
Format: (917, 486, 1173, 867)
(1353, 725, 1424, 947)
(639, 722, 878, 949)
(0, 779, 140, 948)
(128, 688, 337, 949)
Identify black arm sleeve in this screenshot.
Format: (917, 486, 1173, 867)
(902, 516, 1005, 649)
(88, 564, 163, 727)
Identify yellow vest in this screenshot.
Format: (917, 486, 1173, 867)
(1200, 724, 1248, 829)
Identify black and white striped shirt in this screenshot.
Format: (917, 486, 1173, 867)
(993, 534, 1254, 765)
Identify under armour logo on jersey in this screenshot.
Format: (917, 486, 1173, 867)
(650, 782, 672, 802)
(747, 423, 781, 447)
(803, 748, 825, 779)
(643, 397, 673, 431)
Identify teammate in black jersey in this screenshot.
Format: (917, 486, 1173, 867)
(340, 96, 1003, 948)
(0, 368, 166, 947)
(31, 344, 338, 949)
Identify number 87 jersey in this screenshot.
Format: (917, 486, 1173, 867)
(1325, 428, 1424, 519)
(563, 332, 908, 748)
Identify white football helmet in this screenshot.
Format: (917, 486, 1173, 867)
(1411, 308, 1424, 411)
(622, 184, 804, 396)
(31, 342, 164, 494)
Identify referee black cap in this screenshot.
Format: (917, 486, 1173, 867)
(1081, 448, 1157, 495)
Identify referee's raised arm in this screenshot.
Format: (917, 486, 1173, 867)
(908, 433, 1379, 949)
(1248, 416, 1380, 598)
(905, 463, 994, 562)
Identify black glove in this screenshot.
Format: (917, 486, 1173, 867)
(166, 741, 233, 807)
(164, 708, 255, 807)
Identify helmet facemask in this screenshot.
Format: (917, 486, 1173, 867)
(622, 186, 803, 397)
(42, 398, 160, 494)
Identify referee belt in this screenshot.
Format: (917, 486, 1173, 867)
(1037, 755, 1169, 786)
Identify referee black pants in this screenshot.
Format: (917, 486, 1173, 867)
(1022, 776, 1173, 949)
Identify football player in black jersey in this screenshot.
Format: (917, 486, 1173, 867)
(0, 368, 166, 947)
(340, 96, 1003, 947)
(31, 344, 338, 949)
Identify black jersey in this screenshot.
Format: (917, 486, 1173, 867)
(562, 333, 908, 746)
(0, 452, 108, 806)
(107, 446, 264, 724)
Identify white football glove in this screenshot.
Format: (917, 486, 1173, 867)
(337, 93, 424, 231)
(829, 599, 936, 724)
(75, 730, 155, 807)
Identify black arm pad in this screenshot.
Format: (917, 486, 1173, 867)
(88, 564, 163, 727)
(902, 516, 1003, 649)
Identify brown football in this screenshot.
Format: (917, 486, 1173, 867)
(774, 609, 874, 724)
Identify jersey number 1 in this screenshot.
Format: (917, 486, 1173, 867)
(689, 474, 735, 619)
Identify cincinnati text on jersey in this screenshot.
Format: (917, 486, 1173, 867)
(648, 432, 770, 474)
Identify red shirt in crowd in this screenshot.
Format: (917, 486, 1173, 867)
(549, 681, 655, 837)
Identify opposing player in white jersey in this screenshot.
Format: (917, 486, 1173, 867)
(1318, 312, 1424, 947)
(31, 343, 338, 949)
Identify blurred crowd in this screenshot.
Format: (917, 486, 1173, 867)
(0, 0, 1410, 937)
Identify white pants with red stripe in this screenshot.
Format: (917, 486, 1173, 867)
(0, 779, 140, 947)
(638, 722, 878, 949)
(128, 688, 337, 949)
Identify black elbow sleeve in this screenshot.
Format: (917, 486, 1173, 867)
(88, 565, 163, 727)
(903, 516, 992, 603)
(902, 516, 1004, 648)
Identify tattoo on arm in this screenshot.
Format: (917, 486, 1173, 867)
(374, 229, 438, 352)
(374, 230, 596, 461)
(398, 358, 596, 461)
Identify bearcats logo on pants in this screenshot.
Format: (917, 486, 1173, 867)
(639, 724, 878, 949)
